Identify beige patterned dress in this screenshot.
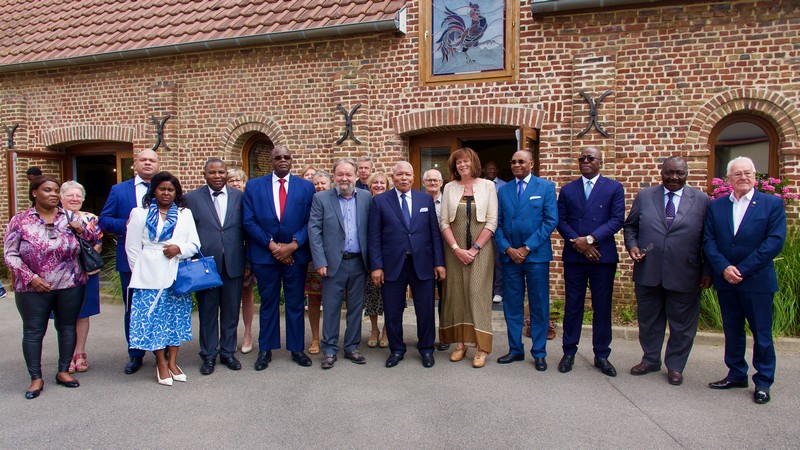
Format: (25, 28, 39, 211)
(439, 195, 494, 353)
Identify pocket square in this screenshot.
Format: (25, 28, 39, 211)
(530, 195, 542, 200)
(419, 207, 429, 212)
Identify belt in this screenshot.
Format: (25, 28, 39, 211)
(342, 252, 360, 260)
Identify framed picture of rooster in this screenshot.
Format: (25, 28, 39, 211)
(420, 0, 517, 85)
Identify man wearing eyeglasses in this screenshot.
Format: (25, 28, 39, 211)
(243, 145, 317, 370)
(623, 156, 711, 386)
(555, 147, 625, 377)
(703, 157, 786, 405)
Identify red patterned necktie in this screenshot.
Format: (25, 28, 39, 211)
(279, 178, 287, 220)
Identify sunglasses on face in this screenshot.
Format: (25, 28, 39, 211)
(272, 155, 291, 161)
(578, 156, 598, 163)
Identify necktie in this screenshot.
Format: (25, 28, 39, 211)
(665, 192, 675, 229)
(585, 180, 593, 200)
(517, 180, 525, 200)
(212, 191, 223, 224)
(401, 193, 411, 228)
(279, 178, 287, 220)
(142, 182, 150, 189)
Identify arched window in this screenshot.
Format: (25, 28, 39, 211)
(708, 114, 778, 181)
(242, 133, 274, 179)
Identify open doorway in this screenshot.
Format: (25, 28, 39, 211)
(73, 154, 118, 216)
(462, 139, 516, 183)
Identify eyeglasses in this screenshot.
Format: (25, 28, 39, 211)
(272, 155, 292, 161)
(509, 160, 530, 165)
(729, 171, 754, 179)
(45, 224, 57, 240)
(578, 156, 598, 163)
(423, 179, 441, 183)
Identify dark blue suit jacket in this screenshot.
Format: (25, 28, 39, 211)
(495, 175, 558, 263)
(557, 175, 625, 264)
(368, 188, 445, 282)
(703, 190, 786, 293)
(185, 186, 246, 278)
(242, 174, 316, 265)
(99, 178, 138, 273)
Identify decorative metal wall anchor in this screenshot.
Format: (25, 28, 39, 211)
(577, 90, 612, 138)
(150, 114, 172, 150)
(3, 123, 19, 149)
(336, 104, 362, 145)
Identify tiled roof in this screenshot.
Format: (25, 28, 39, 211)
(0, 0, 405, 71)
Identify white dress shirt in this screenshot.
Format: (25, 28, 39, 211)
(134, 175, 150, 208)
(395, 189, 412, 220)
(730, 188, 754, 236)
(272, 173, 290, 220)
(209, 185, 228, 225)
(663, 186, 684, 215)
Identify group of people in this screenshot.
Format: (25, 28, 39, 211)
(3, 145, 785, 406)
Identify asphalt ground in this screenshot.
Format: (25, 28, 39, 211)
(2, 296, 799, 449)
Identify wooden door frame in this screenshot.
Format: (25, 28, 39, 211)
(5, 150, 67, 218)
(707, 114, 779, 187)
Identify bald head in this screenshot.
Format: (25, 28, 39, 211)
(135, 149, 160, 181)
(392, 161, 414, 193)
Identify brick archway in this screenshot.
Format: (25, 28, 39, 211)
(42, 125, 136, 148)
(220, 115, 286, 164)
(393, 105, 546, 135)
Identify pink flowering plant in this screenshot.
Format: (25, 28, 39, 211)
(710, 173, 798, 203)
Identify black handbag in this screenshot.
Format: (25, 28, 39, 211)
(67, 212, 104, 273)
(172, 244, 223, 295)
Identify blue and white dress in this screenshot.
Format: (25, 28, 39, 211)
(125, 204, 200, 351)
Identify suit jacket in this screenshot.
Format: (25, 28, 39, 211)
(368, 189, 445, 282)
(440, 178, 497, 231)
(308, 187, 371, 277)
(243, 173, 316, 265)
(623, 185, 711, 293)
(99, 178, 137, 273)
(557, 175, 625, 264)
(495, 175, 558, 263)
(185, 186, 246, 278)
(703, 190, 786, 293)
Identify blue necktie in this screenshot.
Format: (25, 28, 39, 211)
(585, 180, 593, 200)
(665, 192, 676, 229)
(401, 193, 411, 228)
(517, 180, 525, 200)
(142, 182, 150, 189)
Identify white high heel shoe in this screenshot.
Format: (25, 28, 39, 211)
(156, 368, 173, 386)
(169, 366, 187, 382)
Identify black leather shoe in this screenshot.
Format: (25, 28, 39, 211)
(25, 382, 44, 400)
(200, 359, 216, 375)
(630, 362, 661, 376)
(124, 357, 143, 374)
(436, 342, 451, 351)
(534, 357, 547, 371)
(708, 377, 749, 389)
(753, 387, 771, 404)
(594, 357, 617, 377)
(558, 354, 575, 373)
(385, 353, 404, 368)
(55, 375, 80, 388)
(344, 351, 366, 365)
(667, 369, 683, 386)
(291, 351, 313, 367)
(422, 353, 435, 368)
(321, 354, 337, 369)
(497, 353, 525, 364)
(254, 351, 272, 371)
(221, 356, 242, 371)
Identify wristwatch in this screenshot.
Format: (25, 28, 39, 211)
(586, 235, 595, 245)
(472, 243, 481, 251)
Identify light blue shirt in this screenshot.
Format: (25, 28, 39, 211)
(338, 189, 360, 254)
(663, 186, 684, 214)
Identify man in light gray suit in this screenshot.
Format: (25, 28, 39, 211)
(623, 156, 711, 386)
(309, 158, 371, 369)
(186, 158, 246, 375)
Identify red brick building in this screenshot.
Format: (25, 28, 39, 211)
(2, 0, 798, 299)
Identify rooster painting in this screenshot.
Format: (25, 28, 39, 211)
(435, 3, 488, 65)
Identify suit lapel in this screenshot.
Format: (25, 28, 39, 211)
(671, 187, 694, 229)
(514, 177, 536, 217)
(734, 190, 760, 239)
(328, 189, 345, 230)
(127, 179, 138, 209)
(266, 174, 278, 220)
(224, 189, 239, 227)
(652, 187, 669, 230)
(201, 187, 222, 228)
(387, 189, 409, 231)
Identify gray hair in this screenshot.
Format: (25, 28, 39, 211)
(357, 156, 373, 166)
(60, 180, 86, 199)
(312, 171, 332, 184)
(726, 156, 757, 175)
(227, 168, 247, 182)
(423, 168, 443, 181)
(332, 158, 357, 174)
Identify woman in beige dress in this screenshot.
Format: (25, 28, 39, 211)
(439, 147, 498, 368)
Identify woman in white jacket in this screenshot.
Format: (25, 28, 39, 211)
(126, 171, 200, 386)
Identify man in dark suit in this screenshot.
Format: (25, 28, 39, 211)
(703, 156, 786, 404)
(99, 149, 160, 374)
(242, 145, 316, 370)
(556, 147, 625, 377)
(368, 161, 445, 368)
(623, 156, 711, 386)
(185, 158, 246, 375)
(495, 150, 558, 371)
(355, 156, 373, 190)
(309, 158, 371, 369)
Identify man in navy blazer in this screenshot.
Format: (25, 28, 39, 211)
(368, 161, 445, 368)
(99, 149, 160, 375)
(556, 147, 624, 377)
(704, 157, 786, 404)
(494, 150, 558, 371)
(185, 158, 246, 375)
(242, 145, 317, 370)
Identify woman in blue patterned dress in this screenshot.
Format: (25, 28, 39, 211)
(125, 172, 200, 386)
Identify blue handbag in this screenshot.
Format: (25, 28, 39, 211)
(172, 244, 223, 295)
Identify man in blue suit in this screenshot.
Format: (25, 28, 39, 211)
(556, 147, 625, 377)
(99, 149, 160, 374)
(704, 156, 786, 404)
(368, 161, 446, 368)
(495, 150, 558, 371)
(243, 145, 317, 370)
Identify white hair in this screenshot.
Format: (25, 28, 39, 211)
(60, 180, 86, 198)
(726, 156, 757, 175)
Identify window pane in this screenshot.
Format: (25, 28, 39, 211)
(420, 147, 451, 183)
(247, 138, 274, 179)
(714, 122, 769, 177)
